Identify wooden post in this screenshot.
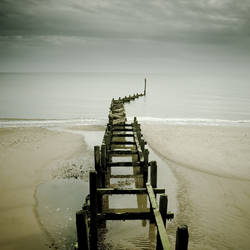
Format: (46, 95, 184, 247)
(140, 139, 145, 152)
(90, 171, 98, 250)
(156, 195, 168, 250)
(175, 225, 189, 250)
(107, 131, 111, 148)
(143, 149, 149, 186)
(108, 114, 113, 124)
(150, 161, 157, 188)
(76, 210, 89, 250)
(104, 133, 111, 151)
(134, 116, 137, 124)
(144, 78, 147, 95)
(159, 194, 168, 226)
(94, 146, 103, 212)
(101, 144, 107, 187)
(94, 146, 101, 183)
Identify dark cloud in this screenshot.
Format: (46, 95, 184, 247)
(0, 0, 250, 71)
(1, 0, 250, 42)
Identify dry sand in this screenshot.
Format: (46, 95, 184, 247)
(0, 127, 84, 250)
(142, 124, 250, 250)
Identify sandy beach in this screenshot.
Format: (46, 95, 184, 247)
(142, 124, 250, 250)
(0, 127, 84, 250)
(1, 124, 250, 250)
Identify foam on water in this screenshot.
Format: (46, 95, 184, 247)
(130, 117, 250, 127)
(1, 117, 250, 128)
(0, 118, 106, 128)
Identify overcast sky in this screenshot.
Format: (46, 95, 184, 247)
(0, 0, 250, 72)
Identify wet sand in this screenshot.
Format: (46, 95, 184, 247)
(142, 124, 250, 250)
(0, 127, 84, 250)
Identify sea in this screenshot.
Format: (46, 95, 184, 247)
(0, 72, 250, 127)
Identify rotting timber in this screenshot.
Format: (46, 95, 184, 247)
(75, 80, 189, 250)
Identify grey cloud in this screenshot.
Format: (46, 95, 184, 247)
(0, 0, 250, 43)
(1, 0, 250, 72)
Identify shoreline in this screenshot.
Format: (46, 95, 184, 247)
(0, 127, 85, 250)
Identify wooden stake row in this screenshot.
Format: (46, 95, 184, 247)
(75, 88, 189, 250)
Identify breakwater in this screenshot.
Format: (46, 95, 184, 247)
(75, 81, 189, 250)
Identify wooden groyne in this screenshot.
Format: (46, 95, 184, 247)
(75, 81, 189, 250)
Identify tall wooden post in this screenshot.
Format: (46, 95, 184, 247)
(150, 161, 157, 188)
(140, 139, 145, 152)
(94, 146, 103, 212)
(175, 225, 189, 250)
(156, 194, 168, 250)
(94, 146, 101, 186)
(90, 171, 98, 250)
(143, 149, 149, 186)
(144, 78, 147, 96)
(101, 144, 107, 187)
(159, 194, 168, 227)
(76, 210, 89, 250)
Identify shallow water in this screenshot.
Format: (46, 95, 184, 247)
(36, 179, 89, 250)
(36, 128, 178, 249)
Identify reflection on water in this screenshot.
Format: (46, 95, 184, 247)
(98, 149, 157, 250)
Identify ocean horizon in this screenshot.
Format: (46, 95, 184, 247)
(1, 72, 250, 128)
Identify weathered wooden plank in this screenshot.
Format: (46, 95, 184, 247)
(112, 118, 127, 125)
(111, 128, 133, 132)
(103, 208, 150, 213)
(98, 209, 151, 220)
(108, 161, 141, 167)
(111, 134, 134, 137)
(108, 149, 138, 155)
(97, 187, 165, 195)
(109, 113, 126, 119)
(112, 123, 132, 127)
(111, 104, 124, 110)
(110, 174, 143, 178)
(112, 108, 125, 113)
(146, 183, 171, 250)
(111, 141, 135, 145)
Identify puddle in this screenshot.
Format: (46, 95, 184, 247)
(36, 179, 89, 250)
